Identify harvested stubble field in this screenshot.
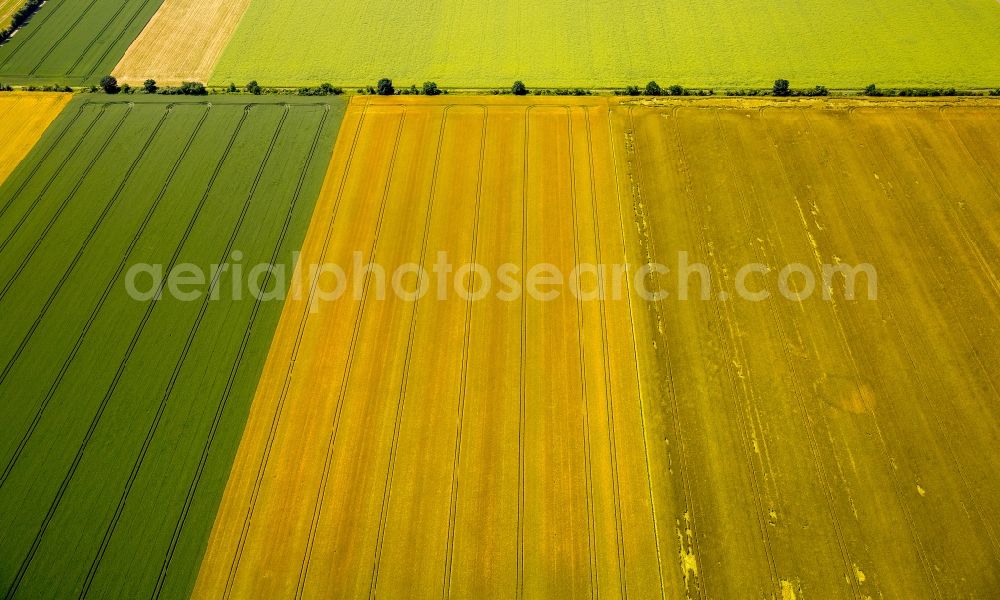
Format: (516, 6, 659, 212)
(112, 0, 253, 86)
(0, 0, 165, 85)
(0, 95, 343, 598)
(196, 96, 1000, 599)
(209, 0, 1000, 89)
(0, 92, 70, 185)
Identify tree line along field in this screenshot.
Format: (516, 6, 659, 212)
(0, 94, 344, 598)
(0, 93, 70, 185)
(193, 96, 1000, 599)
(0, 0, 166, 85)
(207, 0, 1000, 89)
(112, 0, 253, 86)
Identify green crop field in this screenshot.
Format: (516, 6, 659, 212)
(210, 0, 1000, 89)
(0, 95, 343, 598)
(0, 0, 165, 85)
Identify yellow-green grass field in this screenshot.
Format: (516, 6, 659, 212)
(209, 0, 1000, 89)
(0, 94, 343, 598)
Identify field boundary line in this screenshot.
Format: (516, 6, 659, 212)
(219, 97, 372, 600)
(825, 109, 1000, 557)
(79, 104, 304, 599)
(293, 108, 407, 599)
(439, 106, 487, 599)
(0, 104, 210, 488)
(714, 109, 862, 598)
(564, 105, 603, 600)
(149, 104, 330, 600)
(0, 102, 106, 248)
(2, 103, 251, 600)
(619, 106, 704, 600)
(761, 106, 942, 598)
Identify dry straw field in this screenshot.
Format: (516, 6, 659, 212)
(112, 0, 253, 85)
(193, 96, 1000, 598)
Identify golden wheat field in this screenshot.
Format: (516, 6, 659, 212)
(192, 96, 999, 599)
(0, 93, 70, 185)
(112, 0, 253, 85)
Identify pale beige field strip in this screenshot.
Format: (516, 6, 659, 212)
(0, 93, 71, 186)
(112, 0, 252, 85)
(195, 96, 1000, 598)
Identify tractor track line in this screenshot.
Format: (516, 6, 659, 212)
(515, 106, 532, 600)
(564, 105, 603, 600)
(439, 106, 487, 599)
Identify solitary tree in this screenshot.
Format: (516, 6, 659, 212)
(377, 78, 395, 95)
(864, 83, 881, 97)
(422, 81, 441, 96)
(143, 79, 157, 94)
(100, 75, 120, 94)
(512, 80, 528, 96)
(772, 79, 791, 97)
(227, 82, 238, 93)
(645, 81, 662, 96)
(668, 84, 685, 96)
(246, 80, 262, 95)
(624, 85, 641, 96)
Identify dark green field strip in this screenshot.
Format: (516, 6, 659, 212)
(0, 0, 165, 85)
(0, 97, 343, 598)
(0, 102, 142, 298)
